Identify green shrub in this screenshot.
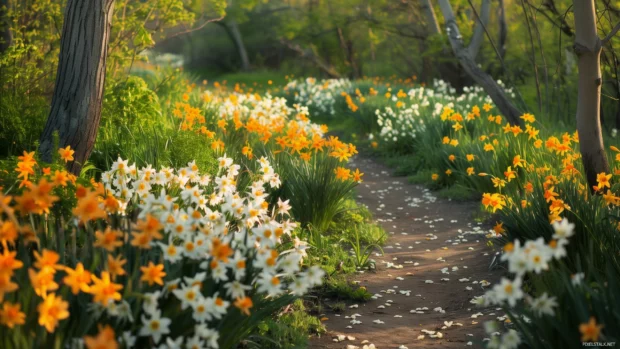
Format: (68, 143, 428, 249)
(250, 299, 324, 349)
(277, 152, 357, 233)
(0, 94, 48, 156)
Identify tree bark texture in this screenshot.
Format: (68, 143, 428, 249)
(227, 19, 251, 71)
(39, 0, 115, 174)
(498, 0, 508, 59)
(337, 27, 361, 79)
(573, 0, 610, 189)
(438, 0, 522, 126)
(421, 0, 441, 35)
(468, 0, 490, 60)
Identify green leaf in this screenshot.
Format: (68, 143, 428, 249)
(133, 27, 154, 48)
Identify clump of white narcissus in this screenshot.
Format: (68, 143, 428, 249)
(97, 155, 324, 347)
(284, 77, 353, 116)
(474, 218, 576, 349)
(369, 79, 516, 147)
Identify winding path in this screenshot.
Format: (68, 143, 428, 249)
(310, 156, 504, 349)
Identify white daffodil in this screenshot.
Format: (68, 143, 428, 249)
(139, 309, 171, 344)
(552, 218, 575, 239)
(493, 277, 524, 307)
(172, 285, 201, 310)
(528, 292, 558, 317)
(501, 329, 521, 349)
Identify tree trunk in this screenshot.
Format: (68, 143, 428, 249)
(337, 27, 361, 79)
(468, 0, 491, 60)
(420, 0, 464, 86)
(39, 0, 115, 174)
(498, 0, 508, 59)
(573, 0, 610, 190)
(421, 0, 441, 35)
(438, 0, 522, 126)
(0, 0, 12, 53)
(227, 19, 250, 71)
(615, 97, 620, 130)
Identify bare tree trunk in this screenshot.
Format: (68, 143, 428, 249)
(421, 0, 441, 35)
(420, 0, 464, 86)
(615, 96, 620, 130)
(337, 27, 361, 79)
(573, 0, 610, 189)
(39, 0, 115, 174)
(438, 0, 522, 126)
(418, 0, 440, 83)
(0, 0, 12, 53)
(468, 0, 491, 60)
(227, 19, 250, 71)
(498, 0, 508, 59)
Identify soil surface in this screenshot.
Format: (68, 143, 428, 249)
(309, 156, 504, 349)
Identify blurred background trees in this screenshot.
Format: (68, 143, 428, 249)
(3, 0, 620, 155)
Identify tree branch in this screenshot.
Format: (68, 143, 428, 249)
(467, 0, 490, 59)
(602, 22, 620, 44)
(167, 16, 224, 38)
(466, 0, 507, 74)
(279, 38, 341, 78)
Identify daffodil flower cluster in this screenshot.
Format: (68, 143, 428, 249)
(372, 80, 498, 147)
(0, 151, 324, 348)
(483, 219, 574, 307)
(477, 219, 575, 349)
(98, 156, 324, 346)
(375, 105, 427, 143)
(284, 77, 353, 116)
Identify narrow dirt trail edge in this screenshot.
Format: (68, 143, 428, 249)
(310, 156, 504, 349)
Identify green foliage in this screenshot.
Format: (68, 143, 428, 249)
(330, 302, 345, 313)
(0, 94, 48, 156)
(277, 152, 357, 233)
(168, 131, 218, 172)
(320, 275, 372, 302)
(331, 199, 385, 243)
(437, 184, 476, 201)
(250, 299, 324, 349)
(343, 223, 384, 270)
(407, 169, 436, 186)
(188, 0, 228, 18)
(102, 76, 162, 130)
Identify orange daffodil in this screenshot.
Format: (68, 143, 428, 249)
(37, 293, 69, 332)
(596, 172, 612, 190)
(140, 262, 166, 286)
(580, 317, 604, 342)
(63, 263, 91, 294)
(84, 325, 118, 349)
(335, 167, 364, 183)
(0, 302, 25, 328)
(58, 146, 75, 163)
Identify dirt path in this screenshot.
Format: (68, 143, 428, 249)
(309, 156, 504, 349)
